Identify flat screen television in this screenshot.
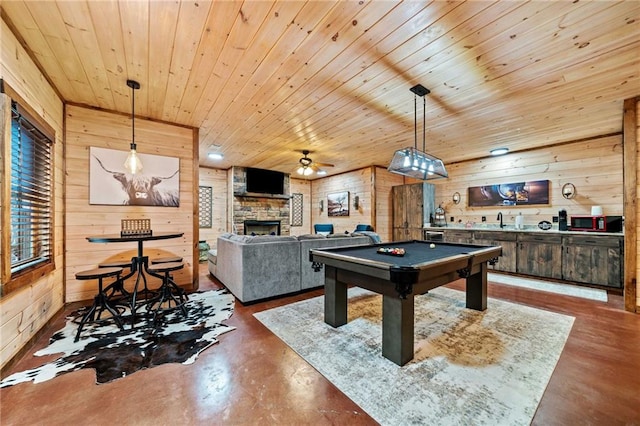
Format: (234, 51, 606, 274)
(245, 167, 285, 195)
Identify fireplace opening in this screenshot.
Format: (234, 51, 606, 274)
(244, 220, 281, 236)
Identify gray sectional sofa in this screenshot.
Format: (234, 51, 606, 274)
(208, 232, 376, 303)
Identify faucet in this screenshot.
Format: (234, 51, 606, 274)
(497, 212, 504, 229)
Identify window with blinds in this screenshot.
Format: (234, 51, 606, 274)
(9, 100, 53, 275)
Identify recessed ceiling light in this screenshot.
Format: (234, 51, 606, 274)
(208, 152, 224, 160)
(490, 147, 509, 156)
(316, 170, 327, 176)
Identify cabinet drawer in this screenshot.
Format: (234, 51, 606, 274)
(443, 230, 473, 241)
(444, 230, 473, 236)
(518, 233, 562, 244)
(563, 235, 621, 248)
(474, 231, 517, 242)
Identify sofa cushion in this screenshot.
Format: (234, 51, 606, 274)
(227, 234, 298, 244)
(229, 234, 254, 243)
(297, 234, 326, 240)
(207, 249, 217, 263)
(246, 235, 298, 243)
(207, 249, 218, 277)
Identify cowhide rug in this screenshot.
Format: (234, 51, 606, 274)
(1, 289, 235, 387)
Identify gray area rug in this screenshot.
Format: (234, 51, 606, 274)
(255, 287, 574, 425)
(488, 272, 608, 302)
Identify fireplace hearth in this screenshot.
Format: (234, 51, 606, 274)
(244, 220, 281, 236)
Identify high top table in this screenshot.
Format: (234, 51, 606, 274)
(87, 232, 184, 322)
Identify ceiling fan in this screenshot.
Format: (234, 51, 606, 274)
(296, 150, 334, 176)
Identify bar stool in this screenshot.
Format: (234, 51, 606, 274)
(145, 261, 188, 322)
(150, 256, 183, 285)
(98, 259, 133, 300)
(74, 267, 126, 341)
(150, 256, 183, 264)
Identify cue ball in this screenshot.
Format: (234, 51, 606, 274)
(429, 243, 436, 249)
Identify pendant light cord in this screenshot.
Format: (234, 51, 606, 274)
(422, 95, 426, 153)
(131, 83, 136, 150)
(414, 94, 418, 150)
(126, 79, 140, 150)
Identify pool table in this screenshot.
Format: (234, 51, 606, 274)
(309, 240, 502, 366)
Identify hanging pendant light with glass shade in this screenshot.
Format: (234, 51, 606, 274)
(388, 84, 448, 180)
(124, 79, 143, 174)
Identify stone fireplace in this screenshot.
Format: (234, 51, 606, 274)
(231, 167, 291, 235)
(244, 220, 281, 235)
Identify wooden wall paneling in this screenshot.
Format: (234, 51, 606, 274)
(369, 166, 377, 233)
(430, 136, 624, 229)
(374, 167, 408, 242)
(0, 95, 10, 285)
(310, 169, 372, 235)
(227, 166, 234, 232)
(198, 167, 229, 247)
(64, 105, 195, 303)
(290, 178, 312, 236)
(0, 21, 65, 370)
(191, 126, 199, 289)
(625, 97, 639, 311)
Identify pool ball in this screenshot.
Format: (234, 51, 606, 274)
(429, 243, 436, 249)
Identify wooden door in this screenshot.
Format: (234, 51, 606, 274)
(392, 185, 407, 231)
(392, 184, 423, 241)
(405, 184, 423, 229)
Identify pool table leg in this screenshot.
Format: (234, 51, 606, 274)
(382, 294, 414, 366)
(466, 262, 488, 311)
(324, 266, 348, 327)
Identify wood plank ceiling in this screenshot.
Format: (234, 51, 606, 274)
(2, 1, 639, 178)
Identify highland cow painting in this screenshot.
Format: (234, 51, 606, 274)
(89, 147, 180, 206)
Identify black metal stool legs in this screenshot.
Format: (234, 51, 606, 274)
(148, 276, 188, 321)
(145, 261, 188, 323)
(74, 267, 126, 342)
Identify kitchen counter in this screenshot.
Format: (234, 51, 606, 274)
(423, 226, 624, 289)
(423, 225, 624, 237)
